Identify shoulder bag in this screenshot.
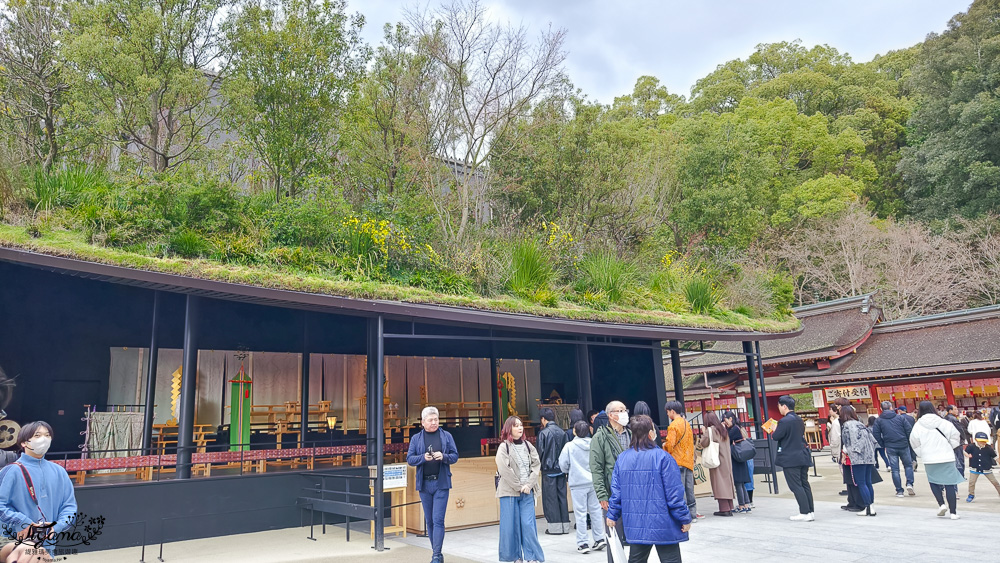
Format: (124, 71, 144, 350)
(732, 427, 756, 463)
(494, 443, 508, 490)
(702, 427, 721, 469)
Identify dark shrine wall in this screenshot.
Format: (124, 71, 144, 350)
(0, 261, 649, 452)
(589, 344, 659, 417)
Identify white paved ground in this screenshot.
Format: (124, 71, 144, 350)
(398, 456, 1000, 562)
(60, 456, 1000, 562)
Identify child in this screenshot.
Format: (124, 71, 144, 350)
(966, 431, 1000, 502)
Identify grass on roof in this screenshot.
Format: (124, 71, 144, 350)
(0, 223, 800, 333)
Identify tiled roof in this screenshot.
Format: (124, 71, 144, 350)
(681, 294, 881, 374)
(793, 305, 1000, 384)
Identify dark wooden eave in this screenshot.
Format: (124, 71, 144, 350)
(0, 247, 802, 343)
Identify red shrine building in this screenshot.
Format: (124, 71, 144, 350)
(679, 295, 1000, 446)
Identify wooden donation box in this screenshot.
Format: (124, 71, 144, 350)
(405, 458, 549, 533)
(370, 463, 408, 539)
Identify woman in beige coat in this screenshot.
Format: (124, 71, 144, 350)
(699, 412, 735, 516)
(495, 416, 544, 563)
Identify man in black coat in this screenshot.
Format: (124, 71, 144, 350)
(772, 395, 815, 521)
(872, 400, 916, 497)
(946, 405, 970, 475)
(537, 407, 571, 534)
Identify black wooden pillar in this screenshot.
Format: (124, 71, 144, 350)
(575, 339, 593, 415)
(365, 316, 385, 551)
(141, 291, 161, 454)
(490, 337, 501, 437)
(299, 312, 310, 447)
(651, 342, 669, 428)
(742, 341, 763, 435)
(669, 339, 684, 404)
(755, 341, 770, 420)
(177, 295, 201, 480)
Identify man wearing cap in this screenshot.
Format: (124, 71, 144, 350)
(872, 400, 916, 498)
(965, 431, 1000, 502)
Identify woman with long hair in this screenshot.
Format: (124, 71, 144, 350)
(634, 401, 662, 447)
(910, 400, 964, 519)
(698, 412, 735, 516)
(495, 416, 544, 562)
(840, 406, 878, 516)
(722, 411, 752, 513)
(606, 415, 691, 563)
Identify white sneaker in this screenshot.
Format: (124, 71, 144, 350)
(895, 492, 904, 498)
(906, 485, 915, 496)
(790, 513, 814, 521)
(950, 513, 960, 520)
(936, 504, 948, 517)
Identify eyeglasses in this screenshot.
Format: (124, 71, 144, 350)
(609, 409, 629, 414)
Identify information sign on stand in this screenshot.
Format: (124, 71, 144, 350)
(370, 463, 408, 539)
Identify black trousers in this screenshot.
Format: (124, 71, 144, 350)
(541, 473, 570, 533)
(628, 543, 682, 563)
(842, 464, 863, 509)
(783, 465, 815, 514)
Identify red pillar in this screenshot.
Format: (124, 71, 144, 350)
(945, 379, 956, 407)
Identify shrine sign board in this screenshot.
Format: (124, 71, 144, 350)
(825, 386, 870, 401)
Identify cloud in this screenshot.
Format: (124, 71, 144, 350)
(350, 0, 971, 104)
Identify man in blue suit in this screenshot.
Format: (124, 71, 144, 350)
(407, 406, 459, 563)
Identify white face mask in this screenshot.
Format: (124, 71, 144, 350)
(27, 436, 51, 456)
(617, 412, 629, 427)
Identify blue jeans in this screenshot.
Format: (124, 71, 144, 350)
(419, 478, 449, 559)
(874, 447, 889, 468)
(886, 447, 914, 494)
(848, 464, 875, 507)
(499, 493, 545, 562)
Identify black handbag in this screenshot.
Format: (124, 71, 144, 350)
(494, 443, 508, 490)
(732, 428, 756, 463)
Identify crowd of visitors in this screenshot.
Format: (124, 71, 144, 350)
(398, 395, 1000, 563)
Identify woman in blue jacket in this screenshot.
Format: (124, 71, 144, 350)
(606, 415, 692, 563)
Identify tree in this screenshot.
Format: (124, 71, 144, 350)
(776, 204, 973, 319)
(0, 0, 70, 171)
(339, 22, 443, 207)
(899, 0, 1000, 218)
(223, 0, 367, 202)
(67, 0, 229, 173)
(407, 0, 567, 244)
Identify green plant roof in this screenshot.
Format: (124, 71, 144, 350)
(0, 224, 800, 333)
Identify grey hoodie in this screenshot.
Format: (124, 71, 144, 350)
(558, 436, 594, 489)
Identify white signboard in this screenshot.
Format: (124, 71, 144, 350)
(825, 386, 871, 401)
(736, 396, 747, 411)
(813, 390, 825, 408)
(371, 463, 408, 490)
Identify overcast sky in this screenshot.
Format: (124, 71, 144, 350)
(348, 0, 972, 104)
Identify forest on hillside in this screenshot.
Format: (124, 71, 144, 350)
(2, 0, 1000, 323)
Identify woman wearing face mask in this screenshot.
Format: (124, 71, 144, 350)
(0, 421, 77, 562)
